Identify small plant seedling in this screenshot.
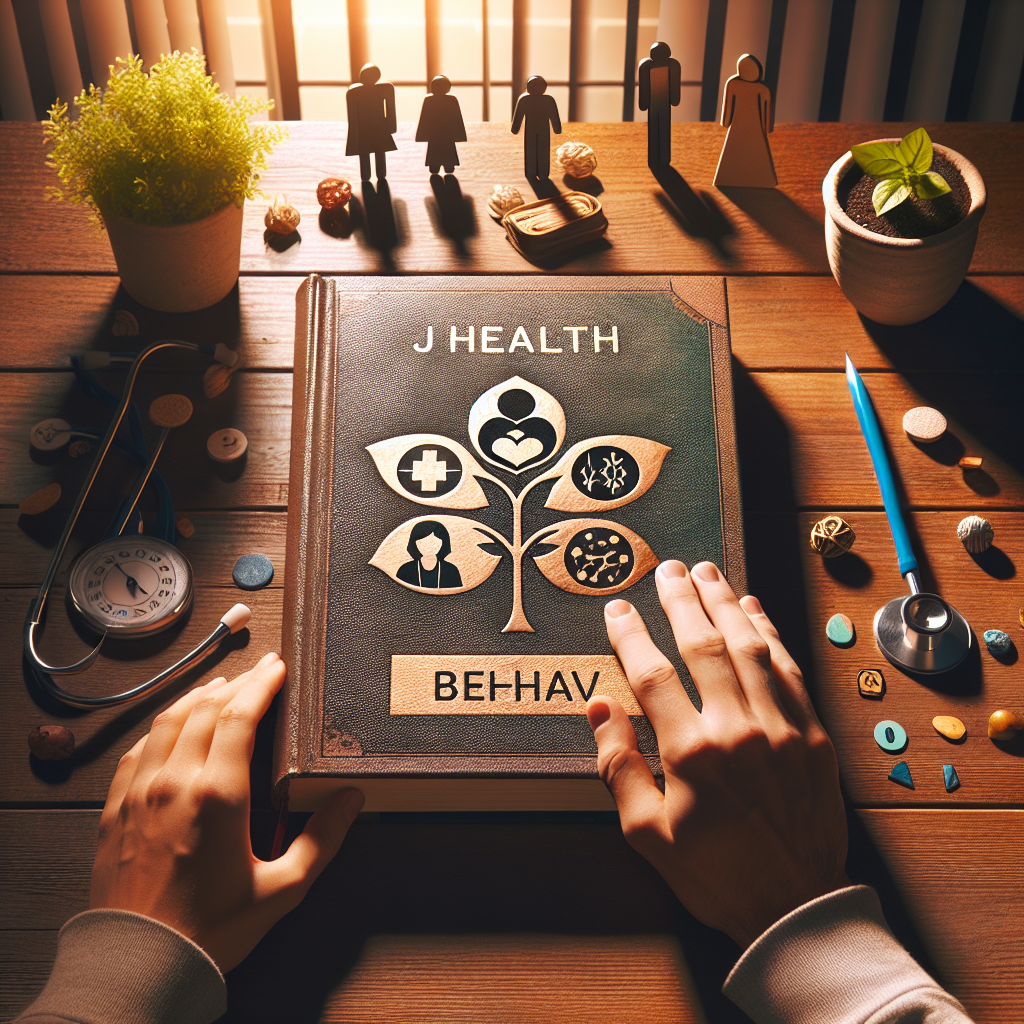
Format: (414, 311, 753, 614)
(850, 127, 951, 217)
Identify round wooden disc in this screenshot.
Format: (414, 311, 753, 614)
(19, 482, 62, 515)
(150, 394, 193, 428)
(902, 406, 946, 443)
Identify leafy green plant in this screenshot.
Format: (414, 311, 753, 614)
(44, 51, 284, 226)
(850, 127, 951, 217)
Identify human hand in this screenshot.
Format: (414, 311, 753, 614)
(587, 561, 849, 950)
(91, 653, 364, 971)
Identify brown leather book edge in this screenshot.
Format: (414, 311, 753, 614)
(273, 274, 340, 802)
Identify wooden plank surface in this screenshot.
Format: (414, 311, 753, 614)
(4, 273, 1022, 374)
(2, 122, 1021, 276)
(2, 808, 1020, 1023)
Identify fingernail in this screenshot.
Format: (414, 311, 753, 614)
(258, 652, 278, 666)
(586, 701, 611, 730)
(744, 595, 764, 614)
(656, 560, 687, 579)
(693, 562, 720, 582)
(605, 599, 632, 618)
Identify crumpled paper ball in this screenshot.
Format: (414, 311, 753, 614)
(316, 177, 352, 210)
(809, 515, 856, 557)
(488, 184, 525, 220)
(556, 140, 598, 178)
(956, 515, 993, 554)
(264, 195, 301, 234)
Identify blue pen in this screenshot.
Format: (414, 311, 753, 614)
(844, 353, 920, 585)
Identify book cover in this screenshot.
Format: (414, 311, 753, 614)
(275, 274, 743, 810)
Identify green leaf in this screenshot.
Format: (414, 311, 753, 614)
(850, 141, 903, 180)
(896, 127, 933, 175)
(914, 171, 952, 201)
(873, 178, 911, 216)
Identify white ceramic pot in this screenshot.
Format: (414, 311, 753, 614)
(102, 201, 244, 312)
(822, 142, 986, 326)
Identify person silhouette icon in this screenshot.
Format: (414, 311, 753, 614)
(511, 75, 562, 180)
(415, 75, 468, 175)
(638, 42, 681, 168)
(346, 63, 398, 182)
(713, 53, 777, 188)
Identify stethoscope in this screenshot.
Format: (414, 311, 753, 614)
(24, 340, 252, 709)
(846, 355, 972, 674)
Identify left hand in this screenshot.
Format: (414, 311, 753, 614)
(90, 653, 364, 971)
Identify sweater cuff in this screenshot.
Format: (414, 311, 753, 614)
(722, 885, 965, 1024)
(17, 909, 226, 1024)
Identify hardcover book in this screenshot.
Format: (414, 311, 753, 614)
(275, 274, 744, 810)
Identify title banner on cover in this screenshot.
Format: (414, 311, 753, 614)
(390, 655, 643, 715)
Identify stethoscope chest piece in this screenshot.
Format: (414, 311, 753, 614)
(67, 536, 194, 639)
(874, 591, 972, 675)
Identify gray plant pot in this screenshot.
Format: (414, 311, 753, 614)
(822, 142, 986, 326)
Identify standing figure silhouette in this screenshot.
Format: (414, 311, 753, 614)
(638, 42, 681, 167)
(346, 63, 398, 181)
(511, 76, 562, 180)
(415, 75, 467, 175)
(713, 54, 777, 187)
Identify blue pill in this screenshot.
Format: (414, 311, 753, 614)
(232, 553, 274, 591)
(874, 719, 908, 754)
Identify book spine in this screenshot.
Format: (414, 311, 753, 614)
(273, 274, 339, 801)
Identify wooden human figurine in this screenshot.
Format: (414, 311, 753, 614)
(713, 53, 777, 187)
(346, 62, 397, 181)
(638, 41, 681, 167)
(511, 75, 562, 179)
(415, 75, 467, 175)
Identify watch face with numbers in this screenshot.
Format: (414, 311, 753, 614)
(68, 538, 194, 637)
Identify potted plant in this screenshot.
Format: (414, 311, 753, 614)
(822, 127, 986, 326)
(45, 51, 283, 312)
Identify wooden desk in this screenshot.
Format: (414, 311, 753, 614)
(1, 122, 1021, 1023)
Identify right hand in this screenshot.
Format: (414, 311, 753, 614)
(587, 560, 849, 950)
(91, 653, 364, 971)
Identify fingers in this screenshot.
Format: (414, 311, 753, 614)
(99, 733, 147, 835)
(654, 561, 747, 716)
(260, 788, 364, 909)
(164, 654, 284, 776)
(739, 595, 819, 731)
(604, 599, 696, 738)
(684, 562, 790, 728)
(204, 655, 289, 789)
(586, 696, 664, 846)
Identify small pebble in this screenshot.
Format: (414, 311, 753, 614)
(19, 482, 61, 515)
(987, 709, 1023, 741)
(809, 515, 855, 558)
(233, 553, 274, 590)
(888, 760, 914, 789)
(112, 309, 139, 336)
(943, 764, 960, 792)
(207, 428, 248, 463)
(30, 418, 71, 452)
(175, 516, 195, 539)
(68, 439, 92, 459)
(149, 394, 193, 428)
(958, 456, 983, 469)
(956, 515, 993, 554)
(983, 629, 1011, 656)
(932, 715, 966, 741)
(28, 725, 75, 760)
(857, 669, 884, 698)
(902, 406, 947, 443)
(826, 613, 856, 648)
(316, 176, 352, 210)
(874, 719, 908, 753)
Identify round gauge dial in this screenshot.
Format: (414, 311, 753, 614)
(68, 538, 194, 637)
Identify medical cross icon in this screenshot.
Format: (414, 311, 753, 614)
(410, 449, 449, 492)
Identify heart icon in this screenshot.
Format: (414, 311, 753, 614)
(491, 436, 544, 467)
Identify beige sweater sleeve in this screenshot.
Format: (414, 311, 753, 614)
(14, 909, 226, 1024)
(723, 885, 973, 1024)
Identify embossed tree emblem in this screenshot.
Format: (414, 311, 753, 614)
(368, 377, 670, 632)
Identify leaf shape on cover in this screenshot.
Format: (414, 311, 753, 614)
(366, 434, 490, 508)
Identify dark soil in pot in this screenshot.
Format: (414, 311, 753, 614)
(838, 153, 970, 239)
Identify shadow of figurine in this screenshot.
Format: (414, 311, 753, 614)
(416, 75, 467, 175)
(714, 54, 777, 188)
(652, 164, 735, 259)
(346, 63, 397, 181)
(359, 180, 401, 265)
(427, 174, 476, 257)
(512, 75, 561, 181)
(638, 41, 681, 168)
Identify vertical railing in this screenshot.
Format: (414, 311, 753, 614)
(622, 0, 640, 121)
